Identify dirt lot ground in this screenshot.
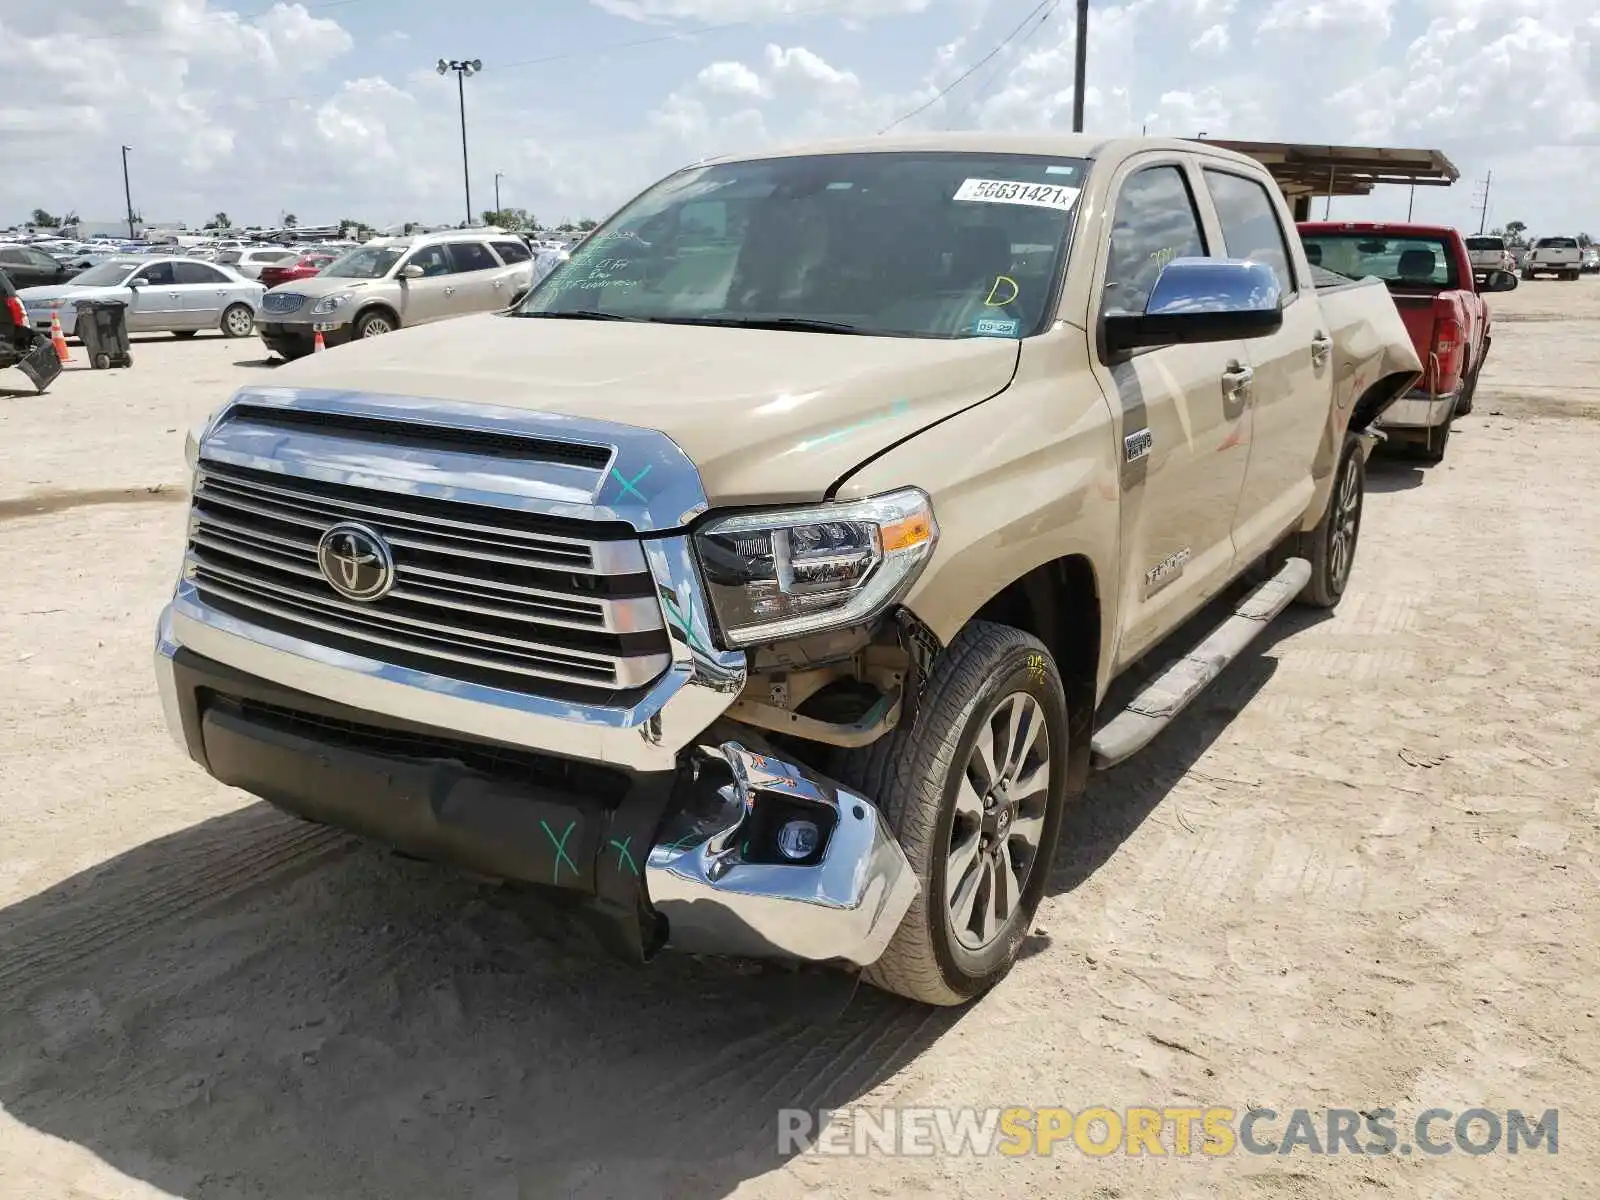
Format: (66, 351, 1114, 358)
(2, 283, 1597, 1200)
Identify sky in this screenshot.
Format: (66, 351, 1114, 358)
(2, 0, 1596, 236)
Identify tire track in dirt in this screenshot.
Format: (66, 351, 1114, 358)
(0, 809, 351, 1000)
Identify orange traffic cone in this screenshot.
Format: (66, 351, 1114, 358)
(49, 310, 71, 364)
(313, 330, 326, 353)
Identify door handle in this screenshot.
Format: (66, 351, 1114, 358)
(1221, 362, 1254, 401)
(443, 286, 455, 296)
(1311, 332, 1333, 365)
(493, 279, 504, 288)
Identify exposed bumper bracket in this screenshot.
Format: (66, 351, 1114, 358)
(645, 743, 917, 967)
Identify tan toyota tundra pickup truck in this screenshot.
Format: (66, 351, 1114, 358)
(154, 134, 1422, 1006)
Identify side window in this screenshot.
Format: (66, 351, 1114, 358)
(0, 248, 24, 264)
(1102, 166, 1207, 316)
(135, 261, 177, 286)
(448, 242, 500, 273)
(490, 239, 531, 263)
(25, 248, 61, 269)
(1203, 169, 1295, 295)
(405, 245, 455, 277)
(174, 262, 228, 284)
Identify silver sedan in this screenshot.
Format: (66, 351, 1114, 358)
(16, 257, 265, 338)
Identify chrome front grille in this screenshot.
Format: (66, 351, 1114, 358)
(184, 461, 672, 699)
(261, 293, 306, 314)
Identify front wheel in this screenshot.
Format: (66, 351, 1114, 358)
(220, 304, 255, 338)
(1294, 432, 1365, 609)
(354, 310, 395, 339)
(832, 622, 1070, 1006)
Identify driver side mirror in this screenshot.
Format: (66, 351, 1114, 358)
(1104, 258, 1284, 355)
(400, 264, 425, 279)
(1480, 268, 1519, 293)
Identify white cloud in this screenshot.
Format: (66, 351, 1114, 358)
(1, 0, 1596, 235)
(695, 60, 767, 98)
(589, 0, 929, 22)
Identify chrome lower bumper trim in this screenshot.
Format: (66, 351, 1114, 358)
(645, 743, 917, 967)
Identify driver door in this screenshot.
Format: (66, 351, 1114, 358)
(393, 244, 459, 325)
(128, 261, 181, 331)
(1089, 157, 1254, 669)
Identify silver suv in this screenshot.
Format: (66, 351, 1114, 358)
(256, 230, 536, 359)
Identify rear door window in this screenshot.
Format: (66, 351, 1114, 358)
(174, 262, 230, 284)
(1203, 169, 1296, 295)
(490, 239, 531, 263)
(448, 242, 500, 273)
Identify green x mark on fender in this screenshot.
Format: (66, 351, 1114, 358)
(540, 819, 580, 883)
(608, 836, 639, 876)
(610, 464, 652, 503)
(660, 590, 716, 657)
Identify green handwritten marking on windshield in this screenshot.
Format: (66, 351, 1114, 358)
(540, 819, 579, 883)
(610, 464, 652, 503)
(608, 836, 639, 876)
(789, 398, 913, 454)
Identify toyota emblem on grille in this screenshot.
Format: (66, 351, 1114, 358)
(316, 522, 395, 602)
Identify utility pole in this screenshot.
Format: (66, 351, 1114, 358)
(1071, 0, 1088, 133)
(120, 145, 135, 239)
(494, 172, 503, 215)
(1407, 183, 1416, 221)
(1475, 170, 1492, 235)
(436, 58, 482, 227)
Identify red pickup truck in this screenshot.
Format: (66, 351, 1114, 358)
(1297, 222, 1518, 462)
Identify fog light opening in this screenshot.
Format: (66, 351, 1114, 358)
(777, 818, 821, 861)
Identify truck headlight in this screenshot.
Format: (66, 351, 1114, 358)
(693, 487, 937, 648)
(311, 293, 351, 315)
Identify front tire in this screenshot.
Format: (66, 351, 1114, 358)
(354, 310, 395, 339)
(221, 304, 255, 338)
(1294, 432, 1365, 609)
(832, 622, 1070, 1006)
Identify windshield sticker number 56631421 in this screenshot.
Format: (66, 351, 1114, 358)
(953, 178, 1080, 211)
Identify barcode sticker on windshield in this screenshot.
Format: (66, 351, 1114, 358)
(954, 178, 1080, 210)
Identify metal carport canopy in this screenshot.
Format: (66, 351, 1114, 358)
(1196, 139, 1460, 217)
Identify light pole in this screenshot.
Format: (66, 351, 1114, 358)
(436, 58, 482, 227)
(494, 172, 504, 216)
(121, 145, 135, 239)
(1071, 0, 1089, 133)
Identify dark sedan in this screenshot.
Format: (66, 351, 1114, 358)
(0, 243, 79, 288)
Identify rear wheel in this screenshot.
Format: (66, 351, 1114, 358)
(221, 304, 255, 338)
(1416, 404, 1454, 464)
(1455, 365, 1480, 417)
(1294, 432, 1365, 609)
(830, 622, 1070, 1007)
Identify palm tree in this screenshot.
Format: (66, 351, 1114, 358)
(284, 213, 298, 228)
(210, 212, 231, 230)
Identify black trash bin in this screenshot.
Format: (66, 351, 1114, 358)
(74, 298, 133, 369)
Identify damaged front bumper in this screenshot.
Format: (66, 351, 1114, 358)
(155, 611, 916, 969)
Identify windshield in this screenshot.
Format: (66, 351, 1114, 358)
(1535, 237, 1577, 249)
(1464, 237, 1505, 251)
(517, 151, 1090, 339)
(68, 260, 141, 287)
(321, 246, 406, 279)
(1298, 234, 1458, 288)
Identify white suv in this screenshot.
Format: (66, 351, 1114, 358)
(1521, 236, 1583, 281)
(255, 229, 537, 359)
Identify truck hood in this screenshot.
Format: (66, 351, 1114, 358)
(265, 312, 1021, 507)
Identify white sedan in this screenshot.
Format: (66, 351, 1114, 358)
(17, 256, 265, 338)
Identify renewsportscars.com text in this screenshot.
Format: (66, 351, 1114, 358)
(778, 1106, 1559, 1158)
